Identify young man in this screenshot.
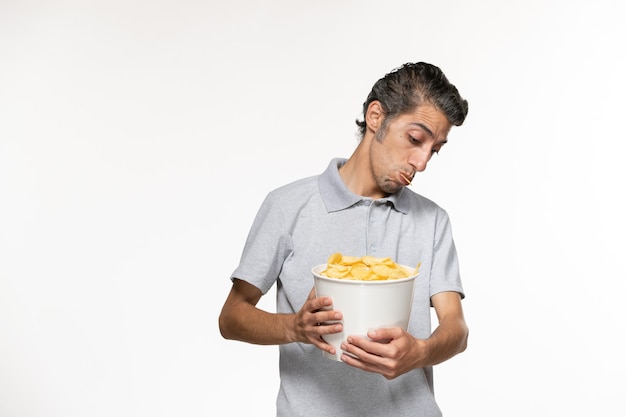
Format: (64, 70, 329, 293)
(219, 62, 469, 417)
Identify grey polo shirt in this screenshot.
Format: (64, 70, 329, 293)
(231, 158, 464, 417)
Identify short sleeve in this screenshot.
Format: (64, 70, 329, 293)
(230, 191, 293, 294)
(429, 209, 465, 299)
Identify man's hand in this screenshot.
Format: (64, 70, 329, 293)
(339, 292, 468, 379)
(339, 327, 420, 379)
(292, 287, 344, 356)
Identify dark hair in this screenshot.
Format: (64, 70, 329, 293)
(356, 62, 469, 137)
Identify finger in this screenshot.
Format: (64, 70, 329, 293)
(339, 340, 374, 367)
(307, 286, 334, 310)
(310, 295, 333, 312)
(344, 336, 387, 360)
(341, 336, 369, 356)
(313, 336, 337, 355)
(316, 320, 342, 334)
(316, 308, 342, 323)
(306, 322, 341, 355)
(367, 327, 400, 342)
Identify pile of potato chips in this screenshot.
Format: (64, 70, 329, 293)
(320, 252, 420, 281)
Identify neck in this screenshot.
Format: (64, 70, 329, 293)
(338, 135, 386, 199)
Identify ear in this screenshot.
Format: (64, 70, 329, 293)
(365, 101, 384, 133)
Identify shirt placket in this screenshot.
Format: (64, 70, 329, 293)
(365, 199, 389, 256)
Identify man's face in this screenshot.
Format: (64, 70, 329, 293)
(370, 104, 452, 195)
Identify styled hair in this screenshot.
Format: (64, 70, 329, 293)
(356, 62, 469, 137)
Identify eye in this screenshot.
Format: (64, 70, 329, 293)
(408, 135, 421, 145)
(432, 143, 446, 155)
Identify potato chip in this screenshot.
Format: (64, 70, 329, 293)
(339, 255, 362, 265)
(324, 264, 351, 278)
(371, 264, 392, 279)
(350, 264, 371, 280)
(319, 252, 418, 281)
(327, 252, 343, 265)
(361, 255, 393, 266)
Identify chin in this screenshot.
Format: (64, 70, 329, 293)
(381, 183, 400, 195)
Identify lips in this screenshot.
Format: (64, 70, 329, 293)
(400, 172, 412, 186)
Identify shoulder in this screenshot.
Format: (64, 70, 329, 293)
(268, 175, 319, 200)
(400, 187, 447, 215)
(259, 175, 321, 215)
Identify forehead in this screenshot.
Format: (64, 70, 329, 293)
(395, 105, 452, 140)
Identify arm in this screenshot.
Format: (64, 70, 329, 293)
(218, 278, 345, 352)
(420, 291, 469, 365)
(340, 291, 468, 379)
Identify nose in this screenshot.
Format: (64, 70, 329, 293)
(410, 149, 432, 173)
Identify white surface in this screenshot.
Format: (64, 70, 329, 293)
(1, 1, 625, 416)
(312, 264, 417, 361)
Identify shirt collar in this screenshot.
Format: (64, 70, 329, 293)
(318, 158, 410, 214)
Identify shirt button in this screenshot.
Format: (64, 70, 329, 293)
(370, 245, 377, 252)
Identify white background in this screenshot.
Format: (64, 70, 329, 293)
(1, 1, 625, 416)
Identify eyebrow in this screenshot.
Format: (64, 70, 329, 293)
(409, 122, 449, 144)
(409, 122, 434, 137)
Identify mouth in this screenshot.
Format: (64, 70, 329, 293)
(400, 172, 412, 186)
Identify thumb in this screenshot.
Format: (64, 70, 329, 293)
(367, 327, 398, 342)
